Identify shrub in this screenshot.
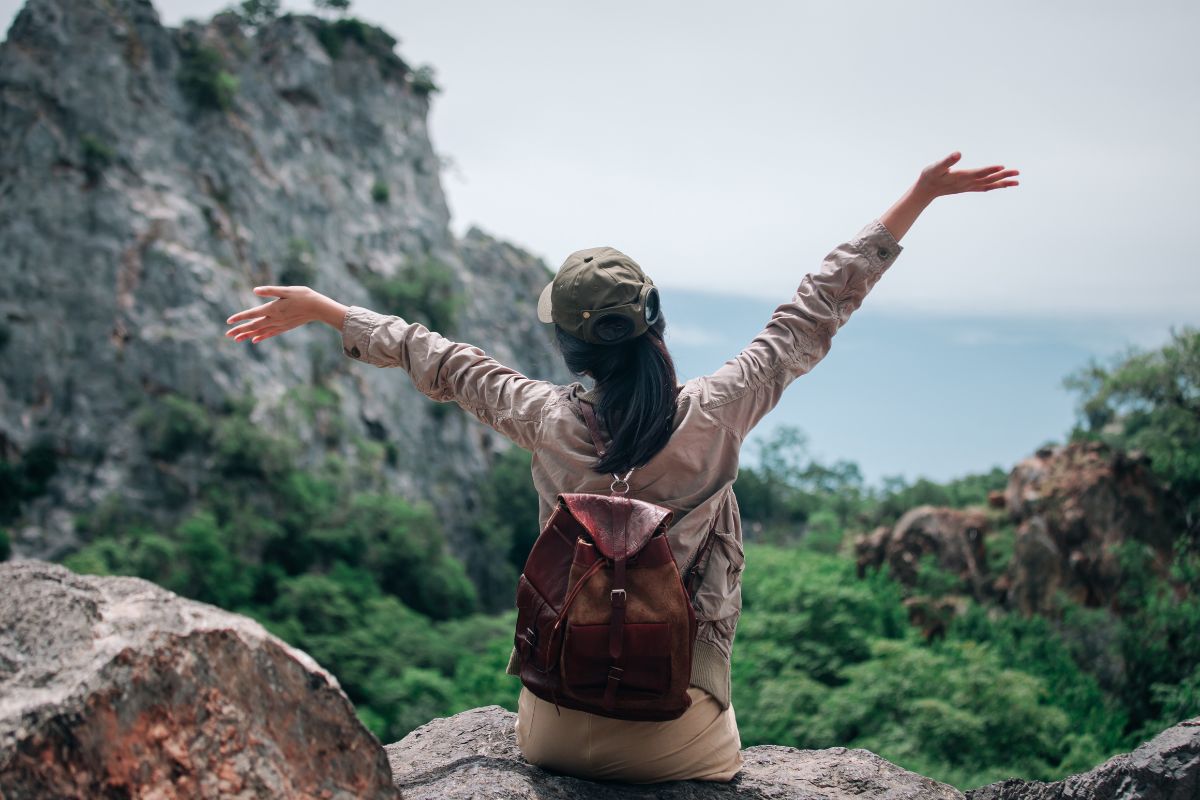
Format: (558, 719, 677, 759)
(409, 64, 440, 95)
(0, 527, 9, 561)
(370, 178, 390, 205)
(178, 40, 239, 111)
(80, 134, 114, 183)
(0, 435, 59, 524)
(135, 394, 213, 460)
(279, 237, 317, 287)
(237, 0, 279, 27)
(1063, 325, 1200, 524)
(307, 17, 402, 74)
(362, 257, 461, 334)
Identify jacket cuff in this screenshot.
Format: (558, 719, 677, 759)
(341, 305, 393, 362)
(854, 218, 904, 273)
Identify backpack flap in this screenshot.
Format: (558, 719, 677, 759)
(559, 493, 673, 560)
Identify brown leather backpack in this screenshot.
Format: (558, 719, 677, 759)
(513, 395, 714, 720)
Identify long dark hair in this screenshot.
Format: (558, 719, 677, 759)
(555, 316, 679, 475)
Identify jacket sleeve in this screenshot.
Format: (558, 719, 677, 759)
(340, 305, 557, 451)
(696, 218, 903, 439)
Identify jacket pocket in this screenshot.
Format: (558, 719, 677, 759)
(692, 530, 744, 622)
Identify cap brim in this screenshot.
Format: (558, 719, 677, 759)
(536, 280, 555, 323)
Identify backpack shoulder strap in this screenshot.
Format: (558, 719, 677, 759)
(575, 393, 609, 459)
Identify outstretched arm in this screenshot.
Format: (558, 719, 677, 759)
(697, 151, 1019, 440)
(224, 290, 556, 450)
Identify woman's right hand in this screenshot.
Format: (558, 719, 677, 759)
(225, 285, 348, 344)
(880, 152, 1019, 242)
(914, 151, 1020, 201)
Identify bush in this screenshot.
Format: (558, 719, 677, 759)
(1063, 326, 1200, 525)
(178, 40, 239, 111)
(409, 64, 440, 95)
(237, 0, 279, 27)
(135, 394, 213, 460)
(0, 435, 59, 524)
(370, 178, 390, 205)
(0, 527, 9, 561)
(306, 16, 405, 80)
(80, 134, 114, 183)
(362, 257, 462, 335)
(279, 238, 317, 287)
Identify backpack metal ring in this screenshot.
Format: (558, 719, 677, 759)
(610, 468, 634, 495)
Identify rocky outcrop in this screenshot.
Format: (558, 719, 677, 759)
(385, 705, 965, 799)
(0, 560, 401, 799)
(0, 0, 569, 566)
(1001, 441, 1180, 616)
(965, 717, 1200, 800)
(385, 704, 1200, 800)
(854, 440, 1184, 621)
(854, 505, 991, 595)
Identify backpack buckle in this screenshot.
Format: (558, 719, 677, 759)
(610, 588, 626, 607)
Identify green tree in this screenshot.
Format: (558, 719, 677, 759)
(1063, 325, 1200, 531)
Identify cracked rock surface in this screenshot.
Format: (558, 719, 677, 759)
(385, 705, 964, 799)
(0, 560, 401, 800)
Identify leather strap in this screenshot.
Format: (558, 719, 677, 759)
(575, 394, 609, 458)
(604, 497, 631, 710)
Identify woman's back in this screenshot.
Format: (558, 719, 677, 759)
(227, 149, 1017, 785)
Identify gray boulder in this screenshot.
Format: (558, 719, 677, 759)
(386, 705, 1200, 799)
(385, 705, 964, 799)
(0, 560, 401, 799)
(965, 717, 1200, 800)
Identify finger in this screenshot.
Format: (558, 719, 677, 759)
(225, 316, 268, 335)
(249, 327, 290, 343)
(966, 165, 1007, 178)
(253, 285, 297, 298)
(981, 180, 1019, 191)
(227, 303, 276, 324)
(937, 151, 962, 169)
(235, 325, 285, 342)
(977, 170, 1020, 187)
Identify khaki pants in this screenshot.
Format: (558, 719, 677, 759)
(515, 685, 744, 784)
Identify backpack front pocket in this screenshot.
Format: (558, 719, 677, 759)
(560, 621, 671, 700)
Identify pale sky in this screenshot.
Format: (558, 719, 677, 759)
(6, 0, 1198, 327)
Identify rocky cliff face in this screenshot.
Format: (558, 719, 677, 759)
(0, 0, 569, 566)
(7, 561, 1196, 799)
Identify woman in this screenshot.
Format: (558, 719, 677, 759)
(225, 151, 1018, 783)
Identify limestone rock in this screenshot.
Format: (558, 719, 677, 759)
(0, 560, 401, 799)
(1002, 440, 1181, 616)
(0, 0, 570, 571)
(385, 705, 965, 799)
(853, 505, 991, 599)
(966, 717, 1200, 800)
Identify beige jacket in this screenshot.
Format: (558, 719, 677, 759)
(340, 218, 904, 709)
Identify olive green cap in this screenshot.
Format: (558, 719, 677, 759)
(537, 246, 661, 345)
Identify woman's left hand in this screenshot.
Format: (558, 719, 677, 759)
(225, 285, 345, 344)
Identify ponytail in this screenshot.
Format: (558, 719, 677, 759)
(554, 316, 678, 474)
